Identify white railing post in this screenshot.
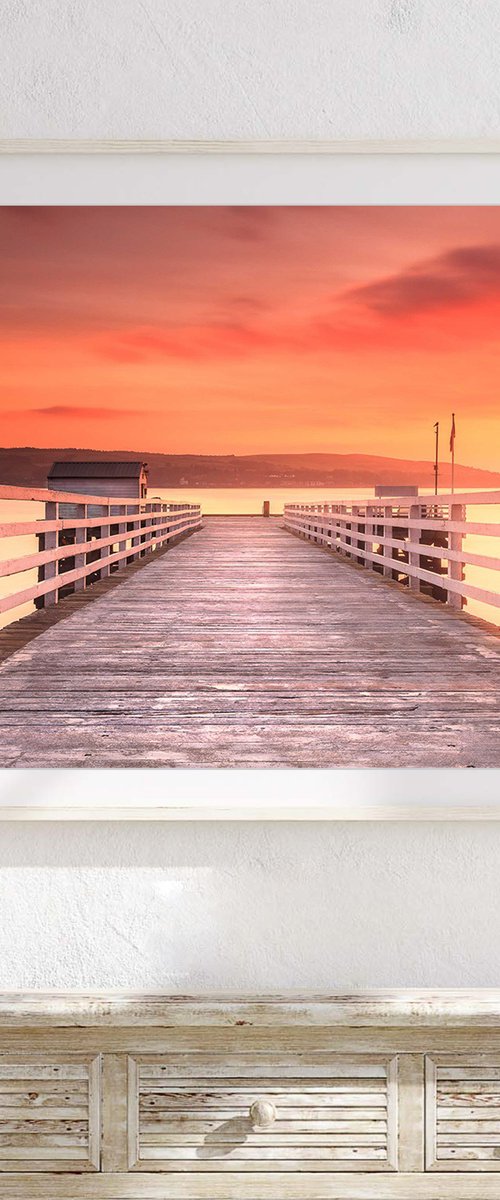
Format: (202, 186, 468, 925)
(163, 504, 171, 548)
(42, 500, 58, 606)
(324, 506, 332, 550)
(352, 504, 365, 565)
(152, 501, 161, 551)
(448, 503, 465, 609)
(408, 504, 422, 593)
(131, 503, 141, 561)
(342, 509, 348, 555)
(333, 505, 341, 554)
(351, 505, 358, 562)
(100, 503, 112, 578)
(117, 505, 127, 572)
(365, 505, 374, 571)
(383, 506, 393, 578)
(140, 506, 147, 557)
(74, 503, 87, 592)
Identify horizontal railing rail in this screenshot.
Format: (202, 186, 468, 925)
(283, 490, 500, 615)
(0, 484, 202, 618)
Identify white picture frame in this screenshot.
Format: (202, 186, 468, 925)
(0, 768, 499, 819)
(2, 138, 500, 153)
(0, 141, 498, 818)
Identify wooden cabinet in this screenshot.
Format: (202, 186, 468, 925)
(1, 993, 500, 1198)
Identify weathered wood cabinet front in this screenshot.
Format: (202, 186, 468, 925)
(128, 1051, 398, 1172)
(2, 993, 500, 1197)
(0, 1054, 100, 1173)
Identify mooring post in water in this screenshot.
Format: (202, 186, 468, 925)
(262, 500, 270, 517)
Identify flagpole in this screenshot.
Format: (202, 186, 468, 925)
(433, 421, 439, 496)
(451, 411, 455, 494)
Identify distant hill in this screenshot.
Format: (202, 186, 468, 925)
(1, 447, 500, 490)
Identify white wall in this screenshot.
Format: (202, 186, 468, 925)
(1, 1, 499, 990)
(1, 821, 500, 989)
(1, 0, 500, 141)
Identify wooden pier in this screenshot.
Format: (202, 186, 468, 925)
(0, 510, 499, 768)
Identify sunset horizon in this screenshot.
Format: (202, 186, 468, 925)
(1, 206, 500, 471)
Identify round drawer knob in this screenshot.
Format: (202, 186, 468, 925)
(249, 1099, 276, 1129)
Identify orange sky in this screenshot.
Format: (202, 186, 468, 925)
(1, 205, 500, 467)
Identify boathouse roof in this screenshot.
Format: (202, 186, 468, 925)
(48, 460, 147, 479)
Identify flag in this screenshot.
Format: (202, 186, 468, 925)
(449, 412, 456, 453)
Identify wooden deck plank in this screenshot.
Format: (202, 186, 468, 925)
(0, 517, 498, 768)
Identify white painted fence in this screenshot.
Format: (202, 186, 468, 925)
(283, 491, 500, 614)
(0, 484, 202, 617)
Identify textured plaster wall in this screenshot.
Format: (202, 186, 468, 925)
(1, 2, 500, 989)
(1, 821, 500, 989)
(1, 0, 500, 140)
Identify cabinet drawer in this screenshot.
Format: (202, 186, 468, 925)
(0, 1054, 100, 1173)
(128, 1052, 398, 1172)
(426, 1054, 500, 1171)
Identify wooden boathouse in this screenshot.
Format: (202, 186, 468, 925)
(47, 460, 149, 500)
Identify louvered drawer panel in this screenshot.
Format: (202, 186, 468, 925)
(426, 1054, 500, 1171)
(128, 1053, 398, 1172)
(0, 1054, 100, 1173)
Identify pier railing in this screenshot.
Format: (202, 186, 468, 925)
(283, 490, 500, 614)
(0, 484, 202, 619)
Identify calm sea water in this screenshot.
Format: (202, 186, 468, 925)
(1, 488, 498, 630)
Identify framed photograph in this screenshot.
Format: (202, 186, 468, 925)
(0, 141, 498, 817)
